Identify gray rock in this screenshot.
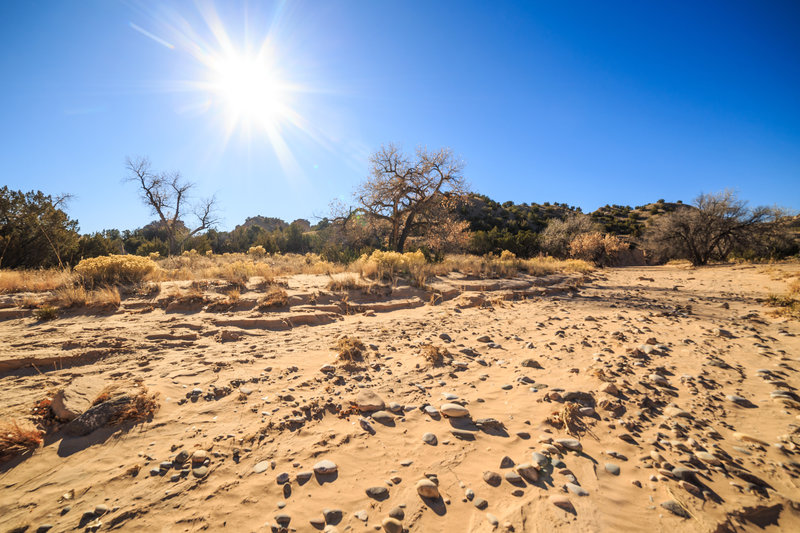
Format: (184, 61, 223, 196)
(483, 471, 502, 486)
(422, 432, 438, 445)
(323, 508, 342, 524)
(565, 482, 588, 496)
(660, 500, 690, 518)
(65, 394, 136, 436)
(366, 486, 389, 500)
(253, 460, 270, 474)
(605, 463, 620, 476)
(313, 460, 338, 475)
(473, 497, 488, 510)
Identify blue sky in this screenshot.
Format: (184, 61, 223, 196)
(1, 0, 798, 233)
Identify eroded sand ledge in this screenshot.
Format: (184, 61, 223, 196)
(1, 264, 799, 532)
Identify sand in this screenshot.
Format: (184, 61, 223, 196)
(1, 263, 799, 532)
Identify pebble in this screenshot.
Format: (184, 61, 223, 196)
(381, 517, 403, 533)
(313, 460, 338, 475)
(356, 390, 386, 412)
(192, 465, 208, 478)
(486, 513, 499, 526)
(473, 497, 488, 509)
(483, 471, 502, 486)
(416, 478, 440, 498)
(366, 486, 389, 499)
(605, 463, 620, 476)
(565, 482, 588, 496)
(440, 403, 470, 417)
(660, 500, 690, 518)
(549, 494, 575, 511)
(422, 433, 438, 445)
(388, 506, 404, 520)
(555, 438, 582, 452)
(323, 509, 342, 523)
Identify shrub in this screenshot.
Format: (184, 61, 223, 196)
(248, 245, 267, 258)
(568, 232, 627, 265)
(74, 255, 158, 287)
(420, 345, 449, 365)
(257, 285, 288, 310)
(0, 420, 43, 462)
(33, 305, 58, 321)
(354, 250, 429, 283)
(334, 336, 365, 364)
(0, 269, 75, 293)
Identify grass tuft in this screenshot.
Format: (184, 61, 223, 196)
(0, 420, 43, 462)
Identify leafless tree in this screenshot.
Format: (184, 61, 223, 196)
(125, 157, 219, 255)
(343, 144, 468, 252)
(643, 190, 788, 265)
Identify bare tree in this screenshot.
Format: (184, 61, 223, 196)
(125, 157, 219, 255)
(344, 144, 467, 252)
(643, 190, 787, 265)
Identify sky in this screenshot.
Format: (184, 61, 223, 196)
(1, 0, 798, 234)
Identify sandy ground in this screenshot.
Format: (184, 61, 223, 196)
(0, 263, 799, 533)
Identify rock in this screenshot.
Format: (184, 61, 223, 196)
(451, 428, 475, 440)
(388, 507, 404, 520)
(521, 358, 542, 368)
(727, 394, 750, 406)
(381, 517, 403, 533)
(504, 471, 523, 484)
(253, 460, 270, 474)
(605, 463, 620, 476)
(483, 471, 502, 486)
(323, 509, 342, 523)
(500, 456, 514, 468)
(664, 406, 691, 418)
(600, 382, 619, 396)
(486, 513, 499, 526)
(440, 403, 470, 417)
(650, 374, 670, 387)
(65, 393, 137, 436)
(371, 411, 394, 424)
(320, 364, 335, 373)
(366, 486, 389, 500)
(475, 418, 505, 430)
(477, 335, 492, 342)
(191, 450, 208, 464)
(51, 376, 108, 421)
(565, 482, 588, 496)
(416, 478, 440, 498)
(532, 452, 549, 467)
(473, 497, 488, 510)
(695, 451, 722, 466)
(192, 465, 208, 478)
(276, 472, 290, 484)
(313, 460, 338, 475)
(174, 450, 189, 464)
(353, 510, 368, 521)
(549, 494, 575, 511)
(355, 390, 385, 412)
(422, 433, 438, 445)
(275, 513, 291, 526)
(555, 438, 582, 452)
(660, 500, 690, 518)
(516, 463, 539, 482)
(671, 467, 697, 482)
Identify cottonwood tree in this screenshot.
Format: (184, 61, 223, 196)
(344, 144, 468, 252)
(125, 157, 219, 255)
(644, 190, 787, 265)
(0, 187, 79, 268)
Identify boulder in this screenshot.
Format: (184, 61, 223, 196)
(51, 376, 107, 421)
(355, 390, 385, 412)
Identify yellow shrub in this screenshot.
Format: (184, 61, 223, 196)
(248, 245, 267, 258)
(74, 255, 158, 287)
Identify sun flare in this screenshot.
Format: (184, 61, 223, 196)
(209, 52, 288, 130)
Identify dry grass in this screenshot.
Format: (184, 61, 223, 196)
(75, 255, 158, 287)
(419, 345, 449, 366)
(545, 402, 590, 437)
(256, 285, 288, 310)
(0, 269, 75, 293)
(49, 285, 120, 309)
(33, 305, 58, 321)
(767, 275, 800, 319)
(112, 390, 160, 424)
(0, 420, 43, 462)
(334, 336, 366, 367)
(427, 254, 593, 279)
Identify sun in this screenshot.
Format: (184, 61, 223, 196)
(209, 51, 289, 131)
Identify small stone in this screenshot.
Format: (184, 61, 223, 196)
(388, 507, 404, 520)
(500, 456, 515, 468)
(486, 513, 499, 526)
(516, 463, 539, 482)
(660, 500, 690, 518)
(313, 460, 338, 475)
(422, 433, 438, 445)
(275, 513, 291, 526)
(483, 471, 502, 486)
(276, 472, 290, 484)
(191, 449, 208, 464)
(565, 482, 588, 496)
(605, 463, 620, 476)
(366, 486, 389, 500)
(323, 509, 342, 523)
(355, 390, 386, 412)
(192, 465, 208, 478)
(549, 494, 575, 511)
(473, 497, 488, 510)
(353, 510, 368, 521)
(416, 478, 440, 498)
(440, 403, 470, 418)
(555, 438, 582, 452)
(381, 517, 403, 533)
